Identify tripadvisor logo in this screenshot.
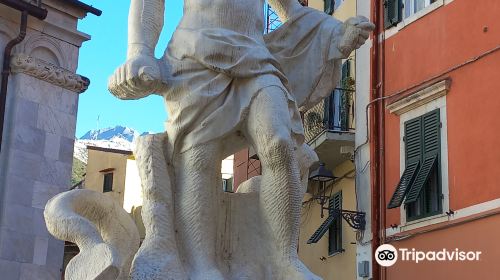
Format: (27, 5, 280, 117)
(375, 244, 398, 267)
(375, 244, 482, 267)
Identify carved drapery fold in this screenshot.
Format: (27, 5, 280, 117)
(10, 53, 90, 93)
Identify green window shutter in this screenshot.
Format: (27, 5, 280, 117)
(405, 155, 438, 203)
(307, 214, 336, 244)
(324, 0, 334, 15)
(308, 192, 342, 245)
(405, 115, 422, 164)
(329, 192, 342, 254)
(405, 109, 441, 204)
(422, 109, 441, 157)
(384, 0, 402, 29)
(387, 161, 420, 208)
(329, 192, 342, 211)
(387, 117, 422, 208)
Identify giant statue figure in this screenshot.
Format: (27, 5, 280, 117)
(44, 0, 373, 279)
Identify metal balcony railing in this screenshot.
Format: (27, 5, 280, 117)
(303, 88, 355, 143)
(265, 0, 307, 34)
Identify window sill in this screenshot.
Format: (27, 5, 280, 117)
(328, 249, 345, 258)
(400, 212, 449, 232)
(384, 0, 444, 40)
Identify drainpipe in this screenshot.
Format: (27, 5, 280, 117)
(379, 10, 387, 280)
(371, 0, 388, 278)
(0, 0, 47, 153)
(370, 0, 381, 279)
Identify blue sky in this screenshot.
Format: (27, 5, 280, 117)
(75, 0, 184, 138)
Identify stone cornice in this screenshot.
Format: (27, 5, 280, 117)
(10, 53, 89, 93)
(386, 79, 451, 115)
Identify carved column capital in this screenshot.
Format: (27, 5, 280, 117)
(10, 53, 90, 93)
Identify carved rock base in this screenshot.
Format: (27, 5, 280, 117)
(44, 134, 319, 280)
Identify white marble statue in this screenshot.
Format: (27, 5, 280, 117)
(44, 190, 140, 280)
(45, 0, 373, 279)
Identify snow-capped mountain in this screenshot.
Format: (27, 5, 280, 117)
(74, 126, 147, 163)
(80, 126, 140, 142)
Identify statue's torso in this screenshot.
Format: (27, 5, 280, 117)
(180, 0, 266, 40)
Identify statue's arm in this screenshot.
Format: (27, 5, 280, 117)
(108, 0, 167, 100)
(127, 0, 165, 58)
(268, 1, 374, 59)
(267, 0, 303, 22)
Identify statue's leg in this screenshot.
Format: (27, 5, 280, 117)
(131, 134, 187, 280)
(245, 86, 321, 280)
(174, 141, 224, 280)
(297, 143, 319, 191)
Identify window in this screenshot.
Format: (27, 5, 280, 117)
(329, 191, 343, 255)
(324, 0, 334, 15)
(384, 0, 403, 28)
(324, 60, 352, 131)
(222, 177, 233, 193)
(385, 0, 438, 28)
(306, 191, 345, 250)
(404, 0, 437, 18)
(324, 0, 346, 15)
(103, 172, 113, 193)
(387, 109, 442, 221)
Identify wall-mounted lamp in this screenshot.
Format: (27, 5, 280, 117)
(307, 163, 367, 244)
(309, 163, 337, 218)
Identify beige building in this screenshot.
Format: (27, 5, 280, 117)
(300, 161, 357, 280)
(85, 146, 132, 207)
(297, 1, 361, 279)
(84, 145, 146, 238)
(82, 145, 236, 240)
(63, 145, 145, 276)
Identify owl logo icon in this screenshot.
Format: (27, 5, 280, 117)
(375, 244, 398, 267)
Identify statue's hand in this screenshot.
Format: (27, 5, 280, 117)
(338, 16, 375, 57)
(108, 55, 167, 100)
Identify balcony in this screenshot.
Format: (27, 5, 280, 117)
(303, 88, 355, 168)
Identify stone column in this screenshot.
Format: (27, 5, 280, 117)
(0, 2, 96, 279)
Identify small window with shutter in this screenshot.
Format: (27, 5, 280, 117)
(387, 109, 442, 221)
(306, 191, 344, 248)
(328, 191, 343, 255)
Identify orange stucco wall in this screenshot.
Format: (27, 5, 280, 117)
(233, 148, 261, 191)
(385, 213, 500, 279)
(233, 148, 250, 190)
(383, 0, 500, 226)
(383, 0, 500, 95)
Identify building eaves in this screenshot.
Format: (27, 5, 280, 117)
(64, 0, 101, 16)
(86, 145, 133, 155)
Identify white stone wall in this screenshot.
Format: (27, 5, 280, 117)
(123, 159, 142, 213)
(0, 2, 93, 279)
(354, 0, 373, 279)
